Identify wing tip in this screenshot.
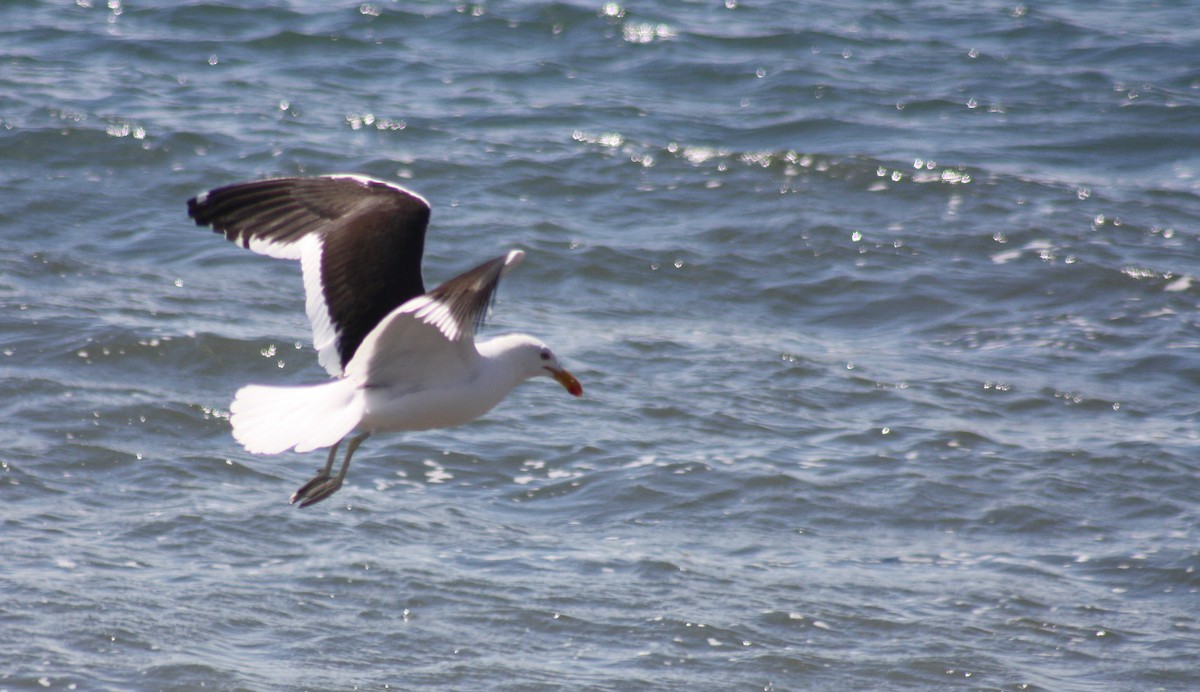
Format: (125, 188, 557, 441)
(186, 192, 207, 225)
(503, 250, 525, 274)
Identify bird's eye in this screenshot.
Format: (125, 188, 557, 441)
(539, 349, 551, 361)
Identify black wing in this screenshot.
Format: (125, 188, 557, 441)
(187, 175, 430, 373)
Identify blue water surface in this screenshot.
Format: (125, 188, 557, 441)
(2, 1, 1199, 689)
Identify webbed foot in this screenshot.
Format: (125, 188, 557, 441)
(291, 471, 343, 507)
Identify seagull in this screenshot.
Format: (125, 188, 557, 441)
(186, 175, 582, 507)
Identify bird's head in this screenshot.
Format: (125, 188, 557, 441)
(491, 334, 582, 396)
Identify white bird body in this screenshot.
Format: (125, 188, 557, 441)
(361, 334, 555, 431)
(228, 337, 532, 453)
(188, 175, 581, 506)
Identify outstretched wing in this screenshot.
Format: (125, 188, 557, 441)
(187, 175, 430, 375)
(406, 250, 524, 344)
(346, 251, 525, 388)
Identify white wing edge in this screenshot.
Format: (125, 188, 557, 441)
(244, 234, 304, 260)
(299, 234, 343, 376)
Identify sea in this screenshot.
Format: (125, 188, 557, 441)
(2, 1, 1199, 689)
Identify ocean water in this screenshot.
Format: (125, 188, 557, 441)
(2, 0, 1199, 689)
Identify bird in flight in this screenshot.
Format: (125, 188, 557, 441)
(187, 175, 582, 507)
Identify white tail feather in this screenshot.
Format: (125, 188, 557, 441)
(230, 378, 363, 454)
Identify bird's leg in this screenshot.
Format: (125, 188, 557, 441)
(290, 432, 370, 508)
(335, 433, 369, 484)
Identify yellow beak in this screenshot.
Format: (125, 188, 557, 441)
(548, 367, 583, 397)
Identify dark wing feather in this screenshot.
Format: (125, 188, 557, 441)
(415, 253, 520, 344)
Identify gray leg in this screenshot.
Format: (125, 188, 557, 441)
(319, 440, 340, 476)
(290, 432, 370, 508)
